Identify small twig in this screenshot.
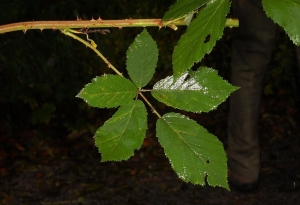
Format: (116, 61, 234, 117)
(61, 29, 123, 77)
(81, 28, 111, 35)
(62, 29, 162, 119)
(140, 89, 152, 92)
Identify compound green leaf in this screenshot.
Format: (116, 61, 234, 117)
(163, 0, 210, 21)
(95, 100, 147, 162)
(152, 67, 238, 113)
(77, 75, 137, 108)
(262, 0, 300, 46)
(126, 29, 158, 88)
(172, 0, 231, 79)
(156, 112, 229, 189)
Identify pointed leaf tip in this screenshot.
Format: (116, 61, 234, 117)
(77, 75, 138, 108)
(126, 29, 158, 88)
(262, 0, 300, 46)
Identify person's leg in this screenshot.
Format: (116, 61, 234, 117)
(227, 0, 277, 185)
(295, 47, 300, 82)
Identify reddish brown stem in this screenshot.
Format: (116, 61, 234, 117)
(0, 18, 239, 34)
(0, 19, 186, 34)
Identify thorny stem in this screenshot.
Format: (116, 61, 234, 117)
(0, 18, 238, 34)
(61, 29, 123, 77)
(0, 17, 239, 119)
(139, 91, 162, 119)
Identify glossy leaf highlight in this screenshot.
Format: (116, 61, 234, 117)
(77, 75, 137, 108)
(152, 67, 238, 113)
(126, 29, 158, 88)
(172, 0, 231, 79)
(156, 112, 229, 189)
(262, 0, 300, 46)
(95, 100, 147, 162)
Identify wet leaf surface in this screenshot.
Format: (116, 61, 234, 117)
(152, 67, 238, 113)
(156, 112, 228, 189)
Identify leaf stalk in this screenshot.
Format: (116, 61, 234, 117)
(61, 29, 123, 77)
(138, 92, 161, 119)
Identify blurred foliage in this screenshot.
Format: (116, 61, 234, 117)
(264, 27, 299, 100)
(260, 27, 300, 141)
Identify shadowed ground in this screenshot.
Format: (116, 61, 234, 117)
(1, 95, 300, 205)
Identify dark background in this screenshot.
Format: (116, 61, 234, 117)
(1, 0, 300, 204)
(0, 0, 180, 137)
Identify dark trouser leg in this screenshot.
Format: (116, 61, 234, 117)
(227, 0, 276, 182)
(295, 47, 300, 82)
